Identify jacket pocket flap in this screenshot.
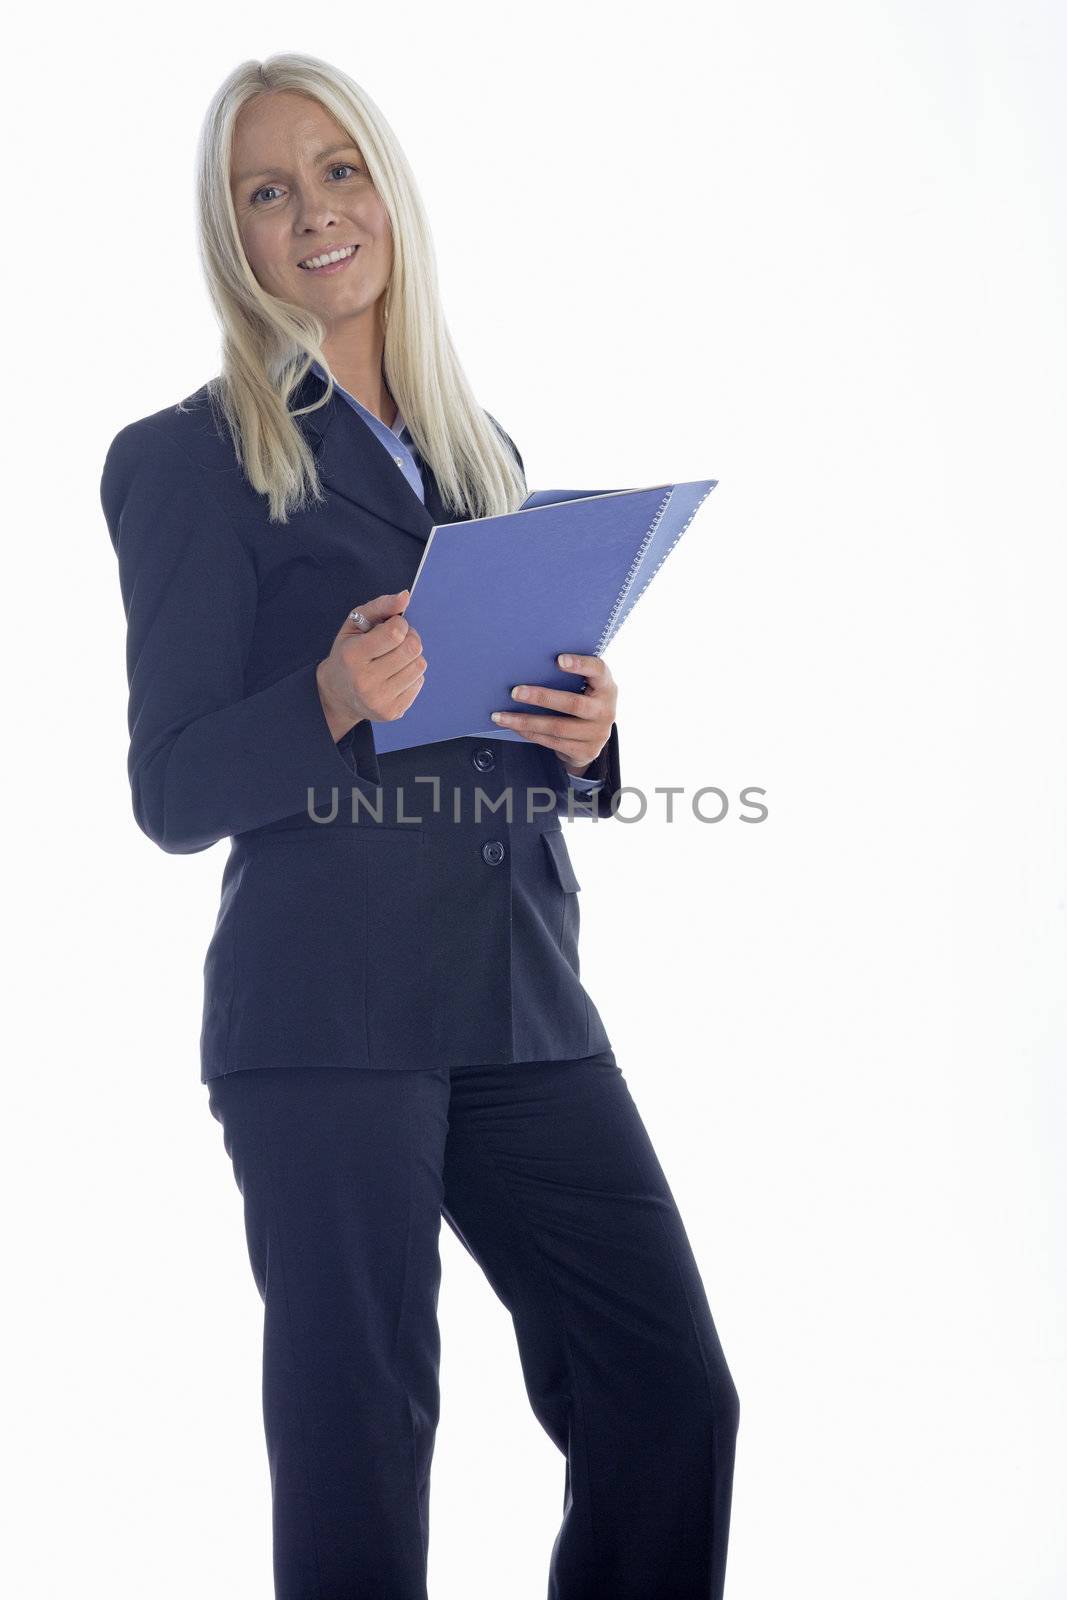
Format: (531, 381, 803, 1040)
(542, 828, 581, 893)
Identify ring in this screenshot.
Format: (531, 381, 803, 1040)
(348, 609, 370, 631)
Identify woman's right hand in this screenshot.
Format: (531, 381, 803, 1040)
(315, 589, 426, 742)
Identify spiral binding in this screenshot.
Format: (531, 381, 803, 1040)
(595, 482, 715, 654)
(594, 488, 674, 655)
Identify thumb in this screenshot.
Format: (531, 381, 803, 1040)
(338, 589, 410, 638)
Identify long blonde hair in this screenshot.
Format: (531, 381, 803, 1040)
(193, 52, 527, 524)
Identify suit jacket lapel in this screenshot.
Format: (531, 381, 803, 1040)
(291, 368, 450, 545)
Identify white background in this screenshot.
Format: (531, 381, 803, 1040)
(3, 2, 1065, 1595)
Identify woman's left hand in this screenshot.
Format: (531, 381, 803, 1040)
(491, 653, 617, 778)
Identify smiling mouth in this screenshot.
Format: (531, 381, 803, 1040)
(298, 244, 361, 272)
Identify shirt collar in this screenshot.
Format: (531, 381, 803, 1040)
(308, 358, 410, 441)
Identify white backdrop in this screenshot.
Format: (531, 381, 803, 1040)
(4, 2, 1065, 1596)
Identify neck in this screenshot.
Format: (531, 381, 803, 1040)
(321, 307, 397, 427)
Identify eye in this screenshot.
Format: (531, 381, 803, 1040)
(249, 164, 361, 206)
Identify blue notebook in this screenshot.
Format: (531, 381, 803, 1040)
(371, 478, 718, 754)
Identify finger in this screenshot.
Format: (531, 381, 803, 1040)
(491, 709, 598, 738)
(499, 725, 598, 761)
(381, 631, 426, 686)
(385, 665, 426, 713)
(338, 589, 410, 640)
(505, 684, 599, 718)
(556, 651, 605, 682)
(363, 612, 422, 666)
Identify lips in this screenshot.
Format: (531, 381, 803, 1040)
(298, 244, 360, 271)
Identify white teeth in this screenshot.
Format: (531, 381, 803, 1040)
(300, 245, 358, 270)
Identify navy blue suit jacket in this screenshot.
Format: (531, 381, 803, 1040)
(100, 368, 623, 1081)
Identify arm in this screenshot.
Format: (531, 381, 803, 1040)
(554, 720, 622, 820)
(559, 767, 605, 795)
(100, 421, 382, 855)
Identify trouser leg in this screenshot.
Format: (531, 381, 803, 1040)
(207, 1065, 451, 1600)
(441, 1049, 740, 1600)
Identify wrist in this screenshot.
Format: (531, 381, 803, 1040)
(316, 660, 358, 743)
(561, 753, 595, 779)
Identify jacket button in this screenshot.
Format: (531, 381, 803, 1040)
(471, 746, 496, 772)
(482, 840, 505, 866)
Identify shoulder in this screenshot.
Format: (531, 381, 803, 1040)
(100, 380, 245, 516)
(99, 379, 250, 544)
(101, 378, 240, 478)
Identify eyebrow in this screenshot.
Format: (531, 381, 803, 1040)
(234, 143, 362, 187)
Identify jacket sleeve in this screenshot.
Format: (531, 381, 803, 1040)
(100, 420, 382, 855)
(559, 767, 604, 795)
(554, 721, 622, 820)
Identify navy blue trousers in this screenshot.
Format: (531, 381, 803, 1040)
(207, 1049, 740, 1599)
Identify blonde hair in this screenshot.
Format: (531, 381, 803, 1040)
(193, 51, 527, 524)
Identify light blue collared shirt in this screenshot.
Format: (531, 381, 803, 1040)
(311, 361, 604, 795)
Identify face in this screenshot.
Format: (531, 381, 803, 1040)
(230, 90, 393, 329)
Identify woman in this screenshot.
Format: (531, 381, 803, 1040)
(101, 52, 740, 1600)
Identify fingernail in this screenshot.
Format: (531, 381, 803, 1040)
(491, 712, 506, 723)
(559, 654, 573, 668)
(512, 686, 528, 700)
